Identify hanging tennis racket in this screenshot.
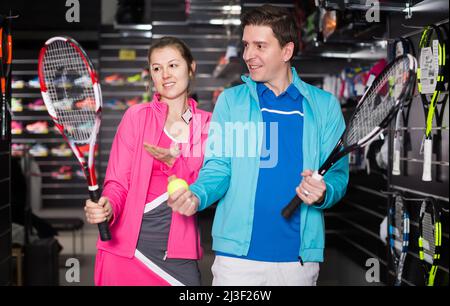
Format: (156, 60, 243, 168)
(418, 198, 442, 286)
(388, 194, 410, 286)
(417, 25, 447, 182)
(392, 38, 416, 176)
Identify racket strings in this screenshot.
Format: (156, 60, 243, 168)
(42, 40, 96, 143)
(394, 203, 405, 241)
(345, 58, 411, 146)
(422, 212, 436, 256)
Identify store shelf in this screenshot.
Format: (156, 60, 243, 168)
(213, 58, 242, 79)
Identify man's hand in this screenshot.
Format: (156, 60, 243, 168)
(167, 176, 199, 216)
(295, 170, 326, 205)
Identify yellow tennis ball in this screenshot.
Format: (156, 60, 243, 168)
(167, 178, 189, 195)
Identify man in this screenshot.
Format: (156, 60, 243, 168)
(168, 4, 349, 286)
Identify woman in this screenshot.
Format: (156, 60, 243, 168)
(84, 37, 211, 286)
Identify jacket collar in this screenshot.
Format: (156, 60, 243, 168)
(149, 93, 208, 146)
(241, 67, 313, 107)
(150, 93, 203, 118)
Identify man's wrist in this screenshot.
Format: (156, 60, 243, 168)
(315, 192, 326, 205)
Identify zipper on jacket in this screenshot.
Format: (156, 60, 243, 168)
(298, 256, 304, 266)
(163, 251, 168, 261)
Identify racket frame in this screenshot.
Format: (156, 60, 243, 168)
(418, 198, 442, 286)
(282, 54, 417, 219)
(0, 18, 12, 140)
(388, 194, 410, 286)
(38, 36, 111, 241)
(392, 38, 416, 176)
(418, 25, 447, 181)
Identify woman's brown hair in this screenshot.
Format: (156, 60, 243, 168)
(148, 36, 195, 77)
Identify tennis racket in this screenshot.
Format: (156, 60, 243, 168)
(433, 25, 449, 182)
(38, 36, 111, 241)
(282, 54, 417, 219)
(417, 25, 447, 182)
(388, 194, 410, 286)
(392, 38, 416, 176)
(0, 16, 12, 140)
(418, 198, 442, 286)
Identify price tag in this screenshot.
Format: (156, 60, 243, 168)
(420, 40, 439, 94)
(119, 49, 137, 61)
(395, 42, 404, 57)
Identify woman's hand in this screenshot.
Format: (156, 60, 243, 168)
(144, 142, 178, 167)
(84, 197, 113, 224)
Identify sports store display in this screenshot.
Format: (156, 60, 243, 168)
(0, 0, 448, 288)
(282, 54, 418, 219)
(322, 20, 448, 286)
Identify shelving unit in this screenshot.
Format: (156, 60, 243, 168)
(97, 25, 152, 187)
(312, 1, 449, 286)
(0, 14, 13, 285)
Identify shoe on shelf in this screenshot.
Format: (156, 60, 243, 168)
(75, 169, 85, 179)
(74, 75, 92, 87)
(11, 121, 23, 135)
(53, 76, 73, 88)
(26, 121, 49, 134)
(104, 74, 125, 85)
(75, 97, 96, 109)
(51, 166, 73, 180)
(75, 168, 98, 179)
(51, 144, 73, 157)
(127, 73, 142, 84)
(28, 76, 41, 88)
(29, 144, 49, 157)
(27, 98, 47, 111)
(12, 79, 26, 89)
(12, 144, 25, 157)
(104, 99, 127, 110)
(126, 96, 140, 107)
(11, 98, 23, 112)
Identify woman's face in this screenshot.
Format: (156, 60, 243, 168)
(149, 46, 194, 101)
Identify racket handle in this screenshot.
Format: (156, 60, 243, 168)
(89, 188, 112, 241)
(422, 138, 432, 181)
(1, 100, 7, 140)
(392, 148, 401, 175)
(282, 197, 301, 219)
(282, 171, 323, 219)
(311, 170, 323, 181)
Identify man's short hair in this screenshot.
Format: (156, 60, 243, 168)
(241, 4, 299, 60)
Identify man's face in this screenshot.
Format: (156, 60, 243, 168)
(242, 25, 293, 83)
